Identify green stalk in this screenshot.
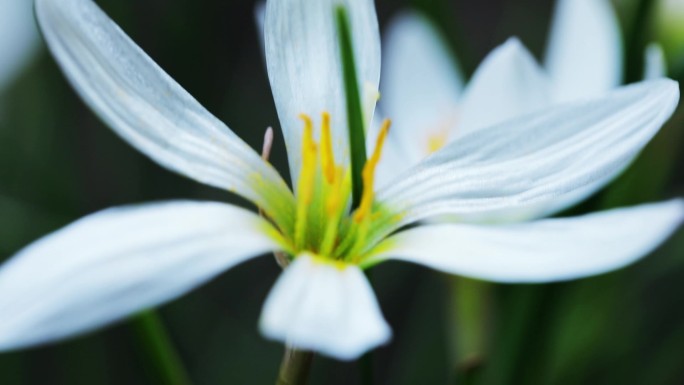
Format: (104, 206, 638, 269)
(130, 311, 192, 385)
(276, 347, 314, 385)
(623, 0, 657, 83)
(335, 5, 367, 210)
(478, 286, 546, 385)
(449, 277, 491, 385)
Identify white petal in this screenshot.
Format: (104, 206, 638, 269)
(370, 200, 684, 283)
(380, 11, 463, 160)
(458, 38, 552, 136)
(367, 109, 414, 189)
(644, 43, 667, 79)
(0, 0, 40, 91)
(0, 201, 280, 351)
(254, 1, 266, 59)
(260, 254, 391, 360)
(265, 0, 381, 182)
(545, 0, 623, 102)
(377, 79, 679, 231)
(35, 0, 294, 219)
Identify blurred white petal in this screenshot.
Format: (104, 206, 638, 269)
(644, 43, 667, 79)
(545, 0, 622, 102)
(35, 0, 294, 218)
(371, 200, 684, 283)
(0, 0, 40, 91)
(377, 79, 679, 231)
(458, 38, 551, 136)
(381, 11, 463, 160)
(0, 201, 281, 351)
(260, 254, 391, 360)
(265, 0, 380, 182)
(254, 1, 266, 58)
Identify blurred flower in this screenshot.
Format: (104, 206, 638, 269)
(0, 0, 40, 92)
(644, 42, 667, 80)
(374, 0, 658, 184)
(0, 0, 682, 361)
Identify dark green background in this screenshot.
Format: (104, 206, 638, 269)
(0, 0, 682, 384)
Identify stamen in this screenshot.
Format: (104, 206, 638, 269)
(261, 127, 274, 161)
(426, 111, 458, 154)
(290, 111, 391, 259)
(320, 112, 336, 184)
(259, 127, 290, 268)
(325, 166, 345, 215)
(320, 166, 346, 256)
(295, 114, 318, 249)
(354, 119, 391, 223)
(427, 130, 448, 154)
(297, 114, 317, 204)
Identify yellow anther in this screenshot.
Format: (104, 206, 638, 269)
(320, 112, 336, 184)
(297, 114, 318, 204)
(325, 166, 345, 215)
(295, 114, 318, 249)
(425, 111, 458, 154)
(354, 119, 391, 223)
(427, 130, 448, 154)
(320, 166, 347, 257)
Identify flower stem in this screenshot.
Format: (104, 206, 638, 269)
(449, 277, 491, 384)
(276, 346, 314, 385)
(624, 0, 657, 83)
(130, 311, 193, 385)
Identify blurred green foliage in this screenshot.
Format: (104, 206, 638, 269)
(0, 0, 682, 384)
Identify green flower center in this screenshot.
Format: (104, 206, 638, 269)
(282, 112, 397, 264)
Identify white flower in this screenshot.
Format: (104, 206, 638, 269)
(0, 0, 681, 361)
(374, 0, 666, 185)
(0, 0, 40, 92)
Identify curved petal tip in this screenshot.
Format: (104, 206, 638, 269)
(260, 254, 391, 360)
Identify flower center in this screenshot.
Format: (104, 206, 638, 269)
(291, 112, 391, 263)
